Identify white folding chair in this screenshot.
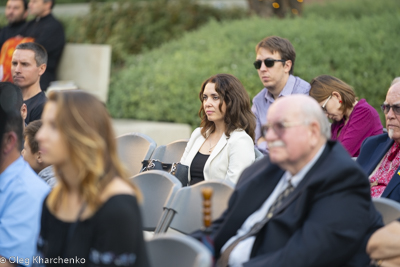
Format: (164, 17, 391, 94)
(147, 233, 212, 267)
(373, 197, 400, 225)
(254, 147, 264, 162)
(130, 170, 182, 231)
(156, 180, 234, 234)
(117, 132, 157, 176)
(151, 139, 189, 163)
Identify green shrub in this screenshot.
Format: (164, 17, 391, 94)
(108, 0, 400, 127)
(61, 0, 249, 64)
(304, 0, 400, 20)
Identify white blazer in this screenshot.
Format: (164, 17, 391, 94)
(180, 128, 255, 184)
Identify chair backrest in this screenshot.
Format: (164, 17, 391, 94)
(373, 197, 400, 225)
(117, 132, 157, 176)
(151, 139, 189, 163)
(147, 233, 212, 267)
(131, 170, 182, 231)
(254, 147, 264, 161)
(159, 180, 235, 234)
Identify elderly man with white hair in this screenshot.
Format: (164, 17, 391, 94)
(357, 82, 400, 202)
(192, 94, 382, 267)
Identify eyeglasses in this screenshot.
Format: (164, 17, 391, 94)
(381, 103, 400, 115)
(261, 121, 306, 138)
(253, 59, 286, 70)
(321, 95, 332, 114)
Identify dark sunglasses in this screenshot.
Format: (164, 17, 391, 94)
(253, 59, 286, 70)
(381, 103, 400, 115)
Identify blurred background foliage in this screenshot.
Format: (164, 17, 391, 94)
(62, 0, 249, 65)
(106, 0, 400, 127)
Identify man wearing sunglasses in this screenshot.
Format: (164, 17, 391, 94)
(252, 36, 310, 155)
(357, 82, 400, 203)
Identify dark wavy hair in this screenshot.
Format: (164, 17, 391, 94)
(198, 74, 256, 142)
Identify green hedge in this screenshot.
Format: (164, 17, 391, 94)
(62, 0, 248, 64)
(108, 0, 400, 127)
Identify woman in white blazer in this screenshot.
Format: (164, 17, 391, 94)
(180, 74, 256, 185)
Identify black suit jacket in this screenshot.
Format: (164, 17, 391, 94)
(193, 141, 382, 267)
(357, 133, 400, 202)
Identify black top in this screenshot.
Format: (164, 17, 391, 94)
(0, 20, 27, 49)
(36, 195, 149, 267)
(24, 91, 46, 125)
(21, 14, 65, 91)
(189, 152, 209, 185)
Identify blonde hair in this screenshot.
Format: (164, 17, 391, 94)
(47, 90, 141, 212)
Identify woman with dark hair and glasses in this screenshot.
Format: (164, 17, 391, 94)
(180, 74, 256, 185)
(309, 75, 382, 157)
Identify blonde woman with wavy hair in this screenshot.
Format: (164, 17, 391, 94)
(35, 90, 149, 266)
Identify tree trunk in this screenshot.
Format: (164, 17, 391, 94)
(246, 0, 274, 17)
(247, 0, 303, 18)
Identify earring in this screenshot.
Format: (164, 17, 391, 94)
(339, 100, 342, 103)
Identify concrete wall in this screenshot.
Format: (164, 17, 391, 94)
(112, 119, 192, 146)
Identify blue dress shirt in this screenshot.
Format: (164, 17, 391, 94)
(0, 157, 50, 266)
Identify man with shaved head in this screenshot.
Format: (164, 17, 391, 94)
(358, 82, 400, 202)
(192, 94, 382, 267)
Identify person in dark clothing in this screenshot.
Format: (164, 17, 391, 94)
(0, 0, 28, 49)
(20, 0, 65, 91)
(11, 42, 47, 125)
(36, 90, 150, 266)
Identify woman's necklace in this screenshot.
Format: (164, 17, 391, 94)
(207, 134, 219, 152)
(209, 140, 217, 152)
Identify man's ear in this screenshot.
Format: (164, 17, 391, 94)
(38, 64, 47, 76)
(44, 0, 52, 11)
(2, 132, 18, 154)
(36, 151, 43, 164)
(308, 121, 321, 148)
(284, 60, 292, 74)
(23, 10, 28, 20)
(21, 103, 27, 121)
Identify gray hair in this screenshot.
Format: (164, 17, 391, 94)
(300, 99, 331, 140)
(391, 77, 400, 86)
